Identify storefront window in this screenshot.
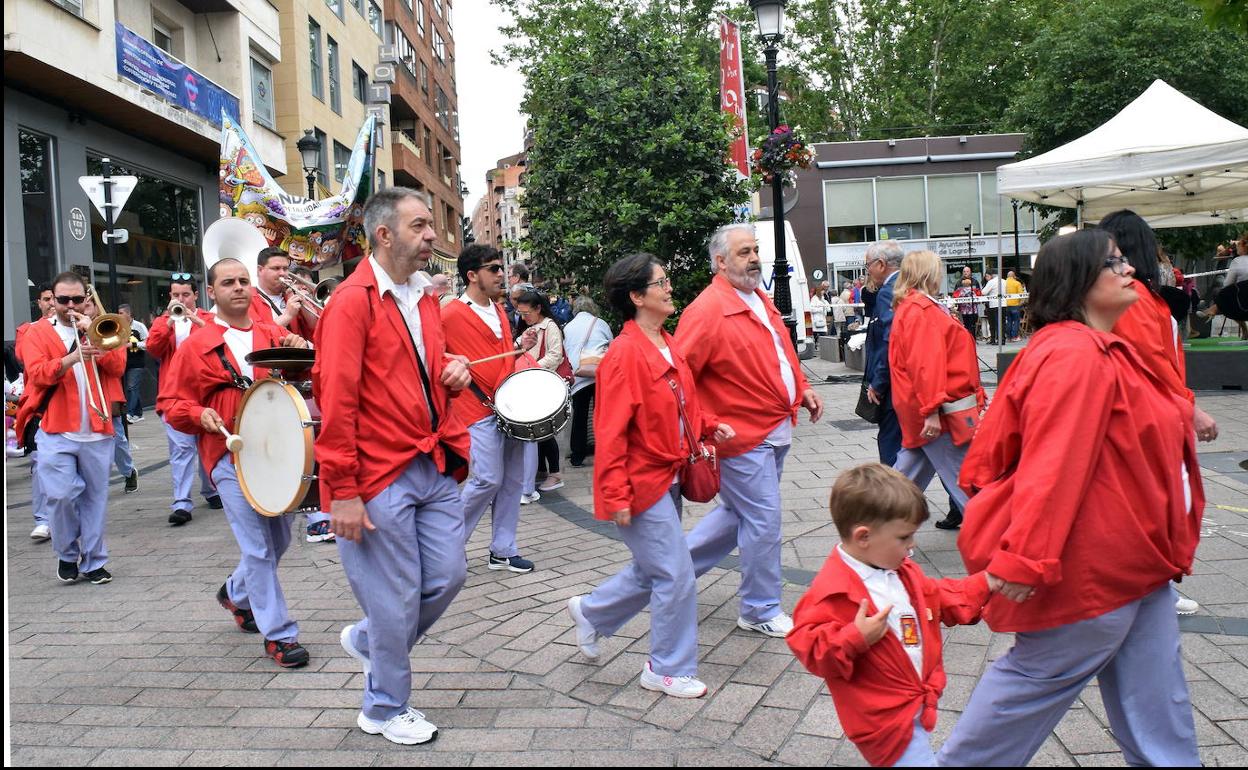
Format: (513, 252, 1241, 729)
(86, 156, 202, 322)
(20, 129, 58, 322)
(824, 179, 874, 245)
(927, 174, 980, 237)
(875, 177, 926, 241)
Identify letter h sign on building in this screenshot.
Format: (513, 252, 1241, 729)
(719, 14, 750, 181)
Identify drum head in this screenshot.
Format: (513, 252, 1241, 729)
(235, 379, 315, 516)
(494, 368, 568, 422)
(246, 347, 316, 372)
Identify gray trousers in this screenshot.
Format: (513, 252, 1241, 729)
(162, 415, 213, 513)
(337, 456, 467, 721)
(937, 585, 1198, 767)
(112, 416, 133, 478)
(212, 457, 297, 642)
(461, 416, 526, 557)
(581, 487, 699, 676)
(37, 429, 112, 571)
(893, 433, 970, 512)
(30, 449, 48, 527)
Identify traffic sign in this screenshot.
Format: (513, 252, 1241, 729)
(78, 175, 139, 219)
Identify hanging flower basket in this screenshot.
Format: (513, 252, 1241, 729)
(751, 125, 815, 187)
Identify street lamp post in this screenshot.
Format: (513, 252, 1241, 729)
(296, 129, 321, 200)
(750, 0, 796, 345)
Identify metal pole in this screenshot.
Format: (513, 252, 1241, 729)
(101, 157, 119, 306)
(306, 171, 317, 201)
(764, 43, 795, 345)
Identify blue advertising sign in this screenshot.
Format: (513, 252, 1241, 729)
(115, 22, 240, 128)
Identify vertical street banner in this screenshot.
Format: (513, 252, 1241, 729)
(719, 14, 750, 181)
(218, 113, 376, 270)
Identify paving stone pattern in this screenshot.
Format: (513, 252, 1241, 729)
(6, 348, 1248, 766)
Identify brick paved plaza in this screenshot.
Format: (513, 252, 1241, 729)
(6, 350, 1248, 766)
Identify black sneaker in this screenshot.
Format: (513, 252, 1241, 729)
(57, 560, 79, 583)
(265, 639, 310, 668)
(217, 582, 259, 633)
(206, 495, 224, 510)
(488, 553, 534, 574)
(934, 512, 963, 531)
(169, 509, 193, 526)
(124, 470, 139, 493)
(84, 567, 112, 584)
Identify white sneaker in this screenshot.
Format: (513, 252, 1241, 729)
(537, 475, 564, 492)
(357, 707, 438, 745)
(30, 524, 51, 541)
(6, 445, 24, 458)
(639, 661, 707, 698)
(340, 624, 371, 676)
(1176, 596, 1200, 615)
(566, 596, 600, 660)
(738, 611, 794, 638)
(520, 491, 541, 505)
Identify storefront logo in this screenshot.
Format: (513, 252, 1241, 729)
(69, 207, 87, 241)
(185, 73, 199, 104)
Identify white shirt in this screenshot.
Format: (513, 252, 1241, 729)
(172, 316, 194, 348)
(51, 317, 109, 443)
(737, 288, 797, 446)
(837, 545, 923, 676)
(982, 276, 1002, 309)
(259, 288, 287, 320)
(371, 257, 431, 364)
(214, 318, 256, 381)
(459, 293, 503, 339)
(809, 295, 830, 331)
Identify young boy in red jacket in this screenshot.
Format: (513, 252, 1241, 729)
(787, 464, 1011, 766)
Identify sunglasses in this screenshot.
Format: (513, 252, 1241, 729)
(55, 295, 87, 305)
(477, 264, 505, 274)
(171, 272, 193, 281)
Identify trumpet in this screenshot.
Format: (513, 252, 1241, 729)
(278, 274, 340, 317)
(168, 301, 188, 320)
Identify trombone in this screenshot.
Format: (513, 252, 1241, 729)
(278, 273, 340, 318)
(70, 284, 132, 422)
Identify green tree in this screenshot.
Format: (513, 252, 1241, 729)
(495, 0, 750, 314)
(1189, 0, 1248, 33)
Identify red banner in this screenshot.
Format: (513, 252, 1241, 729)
(719, 15, 750, 179)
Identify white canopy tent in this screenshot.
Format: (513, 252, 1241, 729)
(997, 79, 1248, 227)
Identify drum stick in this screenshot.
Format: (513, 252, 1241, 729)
(465, 349, 527, 367)
(218, 426, 244, 453)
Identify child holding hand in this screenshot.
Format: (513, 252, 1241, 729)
(787, 463, 1018, 766)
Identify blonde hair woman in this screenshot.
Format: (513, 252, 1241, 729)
(886, 251, 986, 530)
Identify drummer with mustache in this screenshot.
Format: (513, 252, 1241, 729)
(157, 257, 312, 669)
(441, 243, 534, 574)
(313, 188, 473, 746)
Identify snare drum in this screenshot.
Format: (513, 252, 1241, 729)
(234, 377, 320, 517)
(492, 368, 570, 442)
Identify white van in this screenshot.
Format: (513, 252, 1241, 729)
(755, 219, 815, 359)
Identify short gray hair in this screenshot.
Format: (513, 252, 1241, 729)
(708, 223, 756, 273)
(864, 240, 904, 268)
(363, 187, 433, 249)
(572, 294, 599, 316)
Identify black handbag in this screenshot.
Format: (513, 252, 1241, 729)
(854, 380, 883, 425)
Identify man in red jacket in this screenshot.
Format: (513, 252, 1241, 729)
(16, 271, 125, 584)
(148, 275, 222, 525)
(16, 282, 55, 542)
(314, 188, 472, 747)
(442, 243, 533, 574)
(158, 257, 312, 669)
(675, 223, 823, 638)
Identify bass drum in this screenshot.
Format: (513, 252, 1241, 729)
(234, 377, 320, 517)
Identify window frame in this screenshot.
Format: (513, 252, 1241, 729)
(309, 18, 324, 102)
(327, 35, 341, 114)
(249, 54, 276, 130)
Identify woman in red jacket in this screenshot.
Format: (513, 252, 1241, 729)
(938, 229, 1202, 767)
(565, 253, 733, 699)
(1100, 209, 1217, 617)
(887, 250, 986, 531)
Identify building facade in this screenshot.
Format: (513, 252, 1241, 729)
(786, 134, 1046, 291)
(471, 151, 526, 265)
(4, 0, 291, 337)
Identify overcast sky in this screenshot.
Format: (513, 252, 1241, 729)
(456, 0, 527, 215)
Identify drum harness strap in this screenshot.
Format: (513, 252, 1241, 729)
(215, 347, 253, 392)
(389, 302, 439, 432)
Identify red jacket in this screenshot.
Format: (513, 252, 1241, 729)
(593, 320, 715, 518)
(674, 274, 809, 457)
(14, 318, 124, 439)
(147, 308, 218, 413)
(957, 321, 1203, 633)
(249, 290, 315, 341)
(156, 320, 291, 477)
(888, 293, 986, 448)
(788, 551, 990, 767)
(1112, 280, 1193, 404)
(312, 264, 470, 504)
(441, 298, 515, 426)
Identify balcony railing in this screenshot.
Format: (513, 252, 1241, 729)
(391, 130, 422, 159)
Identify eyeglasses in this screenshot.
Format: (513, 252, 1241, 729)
(478, 264, 504, 274)
(171, 272, 193, 281)
(55, 295, 87, 305)
(1103, 256, 1131, 275)
(645, 277, 672, 289)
